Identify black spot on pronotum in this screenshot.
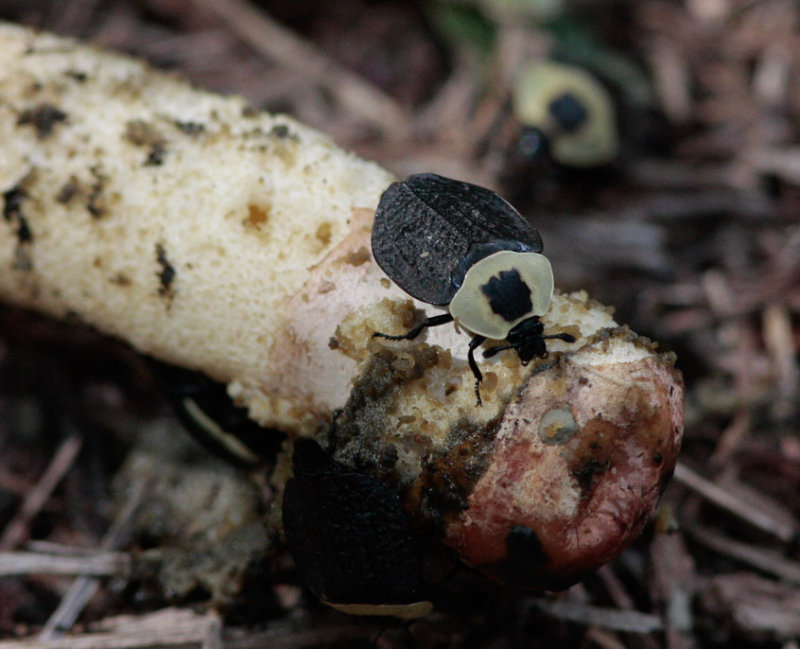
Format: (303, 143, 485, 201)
(17, 103, 67, 138)
(155, 243, 176, 299)
(480, 269, 533, 322)
(548, 92, 588, 132)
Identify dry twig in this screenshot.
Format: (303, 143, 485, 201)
(0, 431, 84, 551)
(688, 525, 800, 586)
(39, 481, 147, 640)
(0, 551, 129, 578)
(674, 463, 799, 544)
(191, 0, 410, 138)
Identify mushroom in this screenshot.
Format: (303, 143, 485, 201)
(0, 22, 683, 596)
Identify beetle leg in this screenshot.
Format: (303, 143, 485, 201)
(482, 343, 513, 358)
(372, 313, 454, 341)
(468, 335, 487, 406)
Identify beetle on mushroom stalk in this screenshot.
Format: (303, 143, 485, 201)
(371, 173, 574, 404)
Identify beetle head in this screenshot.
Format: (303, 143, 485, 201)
(483, 317, 576, 365)
(506, 317, 548, 363)
(482, 316, 546, 364)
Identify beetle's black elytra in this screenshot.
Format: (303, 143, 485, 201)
(371, 173, 575, 404)
(151, 360, 283, 466)
(282, 437, 432, 619)
(371, 174, 543, 306)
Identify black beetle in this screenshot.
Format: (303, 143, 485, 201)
(371, 173, 574, 404)
(151, 360, 280, 466)
(282, 437, 432, 619)
(512, 61, 619, 168)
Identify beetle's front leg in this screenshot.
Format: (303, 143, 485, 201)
(372, 313, 454, 342)
(467, 334, 487, 406)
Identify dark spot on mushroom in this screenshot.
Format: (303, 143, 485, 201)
(124, 120, 168, 166)
(3, 186, 31, 243)
(145, 144, 166, 166)
(17, 103, 67, 138)
(155, 243, 176, 299)
(56, 177, 80, 204)
(270, 124, 292, 138)
(111, 273, 132, 287)
(505, 525, 550, 570)
(87, 167, 108, 218)
(408, 416, 500, 530)
(65, 70, 88, 83)
(145, 143, 167, 166)
(572, 457, 612, 495)
(344, 246, 370, 266)
(245, 204, 269, 229)
(491, 524, 591, 590)
(173, 120, 205, 135)
(315, 221, 332, 247)
(3, 185, 35, 271)
(653, 452, 663, 465)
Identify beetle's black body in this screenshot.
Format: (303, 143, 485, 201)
(371, 174, 543, 305)
(282, 438, 431, 618)
(511, 61, 619, 169)
(152, 360, 281, 465)
(371, 173, 574, 404)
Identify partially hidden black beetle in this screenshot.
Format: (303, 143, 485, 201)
(151, 360, 281, 466)
(371, 173, 574, 404)
(282, 437, 433, 619)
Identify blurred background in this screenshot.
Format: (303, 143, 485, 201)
(0, 1, 798, 647)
